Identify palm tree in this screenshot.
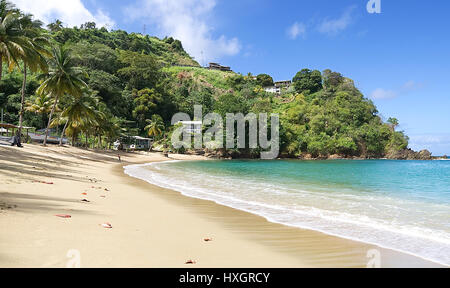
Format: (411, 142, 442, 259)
(0, 0, 26, 82)
(25, 93, 54, 128)
(47, 20, 63, 32)
(104, 116, 124, 149)
(17, 14, 49, 142)
(91, 101, 110, 148)
(387, 117, 399, 131)
(56, 90, 99, 146)
(37, 45, 87, 146)
(50, 113, 67, 145)
(144, 114, 165, 151)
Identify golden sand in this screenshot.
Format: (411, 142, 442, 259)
(0, 144, 442, 267)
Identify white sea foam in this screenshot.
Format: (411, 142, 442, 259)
(124, 161, 450, 266)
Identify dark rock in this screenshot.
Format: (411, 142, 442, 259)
(417, 149, 432, 160)
(386, 149, 432, 160)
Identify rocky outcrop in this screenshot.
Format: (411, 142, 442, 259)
(385, 149, 432, 160)
(194, 148, 434, 160)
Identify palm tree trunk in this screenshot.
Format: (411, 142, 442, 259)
(18, 65, 27, 143)
(0, 55, 3, 83)
(59, 119, 68, 146)
(41, 113, 46, 129)
(44, 94, 59, 146)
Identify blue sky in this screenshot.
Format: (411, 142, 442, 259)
(13, 0, 450, 155)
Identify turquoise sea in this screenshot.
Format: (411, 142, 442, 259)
(124, 159, 450, 266)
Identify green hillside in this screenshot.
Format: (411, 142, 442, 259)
(51, 25, 199, 67)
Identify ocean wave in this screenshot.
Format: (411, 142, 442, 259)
(124, 161, 450, 266)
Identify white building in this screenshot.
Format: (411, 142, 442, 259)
(263, 80, 292, 95)
(114, 136, 153, 150)
(264, 86, 281, 94)
(179, 121, 202, 134)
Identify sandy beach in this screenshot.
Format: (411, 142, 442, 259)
(0, 144, 443, 268)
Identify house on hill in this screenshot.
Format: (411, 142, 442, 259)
(274, 80, 292, 87)
(264, 80, 292, 95)
(208, 62, 232, 72)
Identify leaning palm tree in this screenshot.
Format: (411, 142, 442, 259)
(0, 0, 26, 82)
(37, 45, 87, 146)
(17, 14, 49, 142)
(144, 114, 165, 151)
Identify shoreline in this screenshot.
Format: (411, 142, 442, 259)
(0, 144, 444, 267)
(124, 160, 448, 268)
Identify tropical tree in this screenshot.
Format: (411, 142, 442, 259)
(387, 117, 399, 131)
(55, 89, 100, 146)
(0, 0, 25, 82)
(47, 20, 63, 32)
(132, 87, 162, 129)
(103, 116, 124, 149)
(292, 69, 323, 94)
(256, 74, 274, 87)
(37, 45, 87, 146)
(91, 101, 111, 148)
(17, 14, 49, 142)
(144, 114, 164, 151)
(25, 93, 53, 128)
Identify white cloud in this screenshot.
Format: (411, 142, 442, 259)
(401, 80, 423, 91)
(409, 134, 450, 155)
(124, 0, 241, 64)
(287, 22, 306, 40)
(318, 6, 355, 35)
(370, 88, 397, 99)
(371, 80, 424, 100)
(410, 134, 450, 145)
(12, 0, 115, 28)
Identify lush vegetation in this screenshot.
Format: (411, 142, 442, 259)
(0, 0, 409, 158)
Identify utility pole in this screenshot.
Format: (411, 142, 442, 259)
(143, 24, 146, 35)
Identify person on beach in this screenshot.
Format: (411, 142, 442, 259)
(10, 131, 23, 148)
(117, 154, 121, 162)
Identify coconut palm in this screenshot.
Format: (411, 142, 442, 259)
(103, 116, 124, 149)
(37, 45, 87, 146)
(0, 0, 26, 82)
(17, 14, 49, 141)
(144, 114, 165, 151)
(56, 90, 99, 146)
(47, 20, 63, 32)
(145, 114, 164, 138)
(91, 101, 110, 148)
(25, 93, 54, 128)
(387, 117, 399, 131)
